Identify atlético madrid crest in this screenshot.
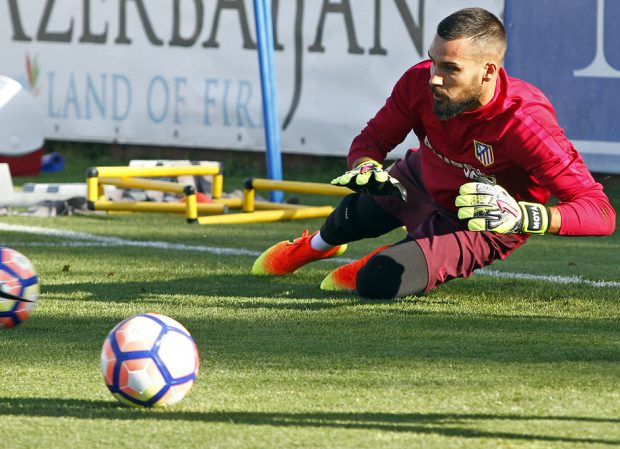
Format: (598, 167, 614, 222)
(473, 140, 494, 166)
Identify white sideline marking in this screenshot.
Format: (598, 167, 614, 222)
(475, 268, 620, 288)
(0, 222, 258, 256)
(1, 222, 619, 288)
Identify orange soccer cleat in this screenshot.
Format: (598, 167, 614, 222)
(251, 230, 347, 276)
(320, 245, 390, 292)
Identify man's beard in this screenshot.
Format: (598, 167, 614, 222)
(432, 84, 482, 121)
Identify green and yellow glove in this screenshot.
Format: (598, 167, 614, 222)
(331, 160, 407, 201)
(455, 181, 549, 234)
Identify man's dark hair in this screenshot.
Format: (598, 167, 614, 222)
(437, 8, 506, 61)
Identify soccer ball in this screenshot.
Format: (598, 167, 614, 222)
(101, 313, 199, 407)
(0, 247, 39, 329)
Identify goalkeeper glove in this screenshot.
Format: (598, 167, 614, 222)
(330, 160, 407, 201)
(455, 181, 549, 234)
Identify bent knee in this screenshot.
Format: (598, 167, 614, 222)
(355, 255, 410, 299)
(356, 251, 427, 299)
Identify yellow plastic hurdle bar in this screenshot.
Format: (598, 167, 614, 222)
(87, 164, 225, 223)
(196, 178, 353, 225)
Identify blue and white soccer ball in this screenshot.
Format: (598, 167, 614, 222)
(0, 247, 39, 328)
(101, 313, 200, 407)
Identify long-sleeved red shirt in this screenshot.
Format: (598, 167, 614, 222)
(349, 60, 616, 236)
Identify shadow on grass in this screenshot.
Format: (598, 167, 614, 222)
(41, 276, 362, 307)
(9, 296, 620, 364)
(41, 271, 616, 309)
(0, 397, 618, 445)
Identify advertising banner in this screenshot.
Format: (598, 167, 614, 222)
(0, 0, 503, 160)
(505, 0, 620, 173)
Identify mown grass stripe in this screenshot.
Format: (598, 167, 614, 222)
(1, 222, 618, 288)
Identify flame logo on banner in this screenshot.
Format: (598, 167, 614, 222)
(25, 52, 41, 96)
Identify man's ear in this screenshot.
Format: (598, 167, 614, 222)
(482, 62, 498, 82)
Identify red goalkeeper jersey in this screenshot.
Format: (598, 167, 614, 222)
(348, 60, 616, 236)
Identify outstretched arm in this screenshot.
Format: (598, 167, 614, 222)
(347, 66, 425, 168)
(507, 106, 615, 236)
(520, 145, 615, 236)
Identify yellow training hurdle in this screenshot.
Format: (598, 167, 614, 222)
(197, 206, 335, 225)
(194, 178, 353, 225)
(86, 166, 353, 225)
(86, 164, 224, 222)
(241, 178, 353, 212)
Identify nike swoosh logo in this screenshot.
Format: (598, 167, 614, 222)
(496, 199, 518, 217)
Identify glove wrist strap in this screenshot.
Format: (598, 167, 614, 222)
(355, 160, 382, 170)
(518, 202, 549, 234)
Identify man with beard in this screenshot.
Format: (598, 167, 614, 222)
(251, 7, 616, 299)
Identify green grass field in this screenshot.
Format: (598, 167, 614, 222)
(1, 149, 619, 448)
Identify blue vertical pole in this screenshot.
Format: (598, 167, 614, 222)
(253, 0, 284, 203)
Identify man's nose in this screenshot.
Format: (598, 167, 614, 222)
(429, 74, 443, 87)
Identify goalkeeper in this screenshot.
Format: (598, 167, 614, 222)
(252, 7, 616, 299)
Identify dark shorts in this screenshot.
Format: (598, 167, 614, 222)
(374, 150, 525, 292)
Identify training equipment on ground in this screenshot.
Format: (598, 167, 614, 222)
(101, 313, 199, 408)
(85, 160, 361, 225)
(252, 230, 347, 276)
(0, 162, 112, 208)
(87, 162, 226, 222)
(198, 178, 353, 225)
(455, 181, 549, 234)
(85, 162, 377, 225)
(0, 247, 39, 328)
(330, 160, 407, 201)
